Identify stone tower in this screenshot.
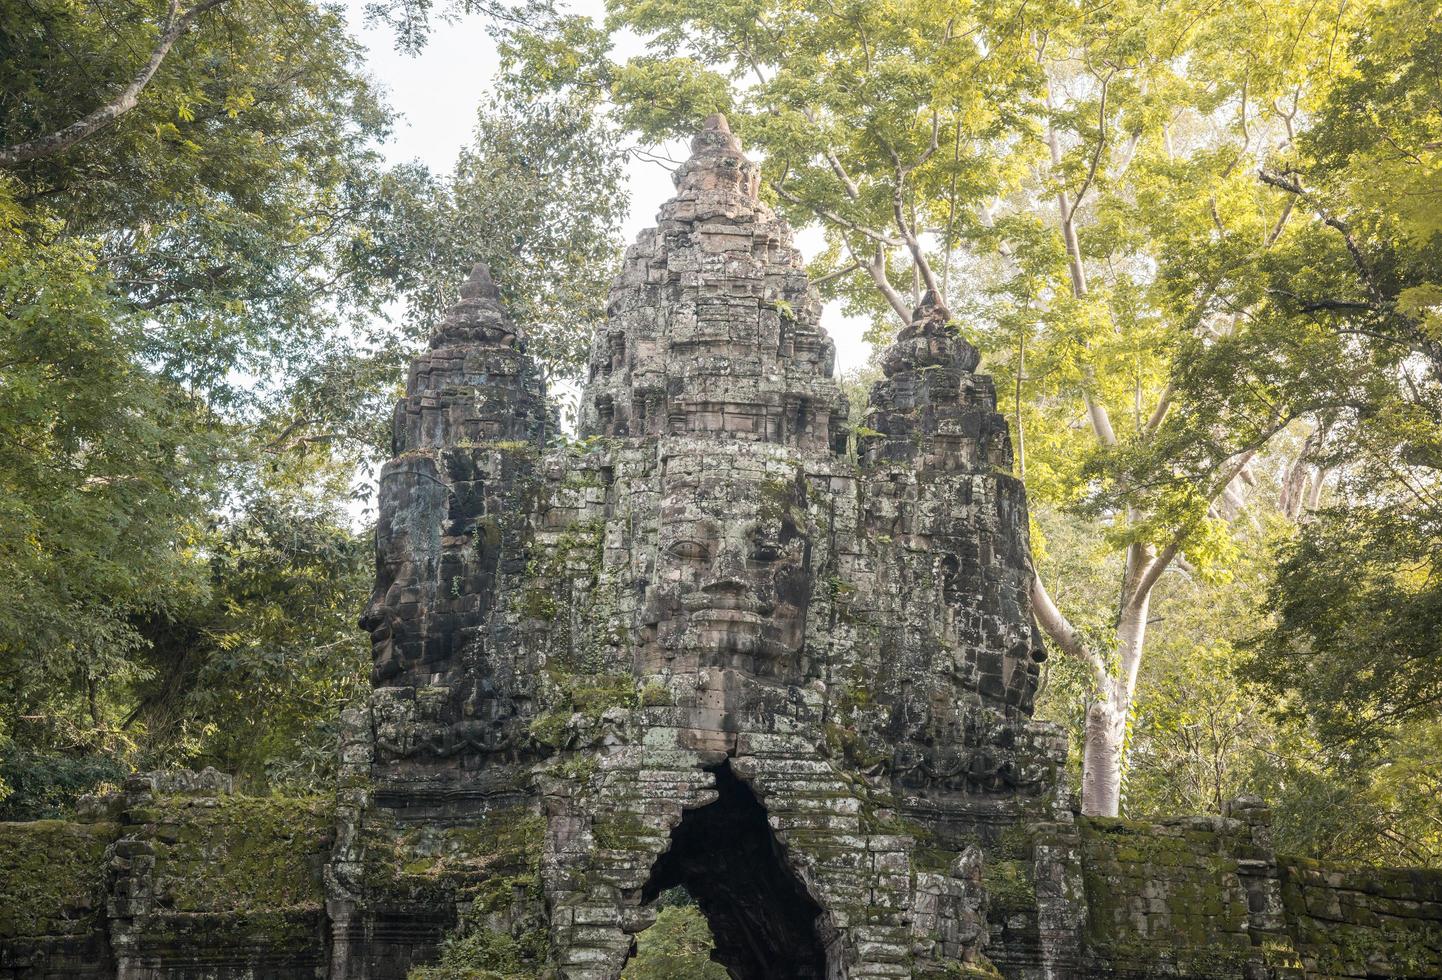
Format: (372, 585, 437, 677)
(333, 115, 1065, 979)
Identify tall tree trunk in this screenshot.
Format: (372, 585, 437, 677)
(1081, 685, 1126, 816)
(1081, 587, 1150, 816)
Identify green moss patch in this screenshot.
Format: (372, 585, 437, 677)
(148, 795, 332, 915)
(375, 808, 548, 979)
(365, 806, 545, 916)
(1078, 816, 1253, 971)
(0, 819, 118, 938)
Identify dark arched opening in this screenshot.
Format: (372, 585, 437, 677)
(637, 763, 830, 979)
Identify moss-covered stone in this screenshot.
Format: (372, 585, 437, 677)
(0, 819, 117, 938)
(148, 795, 332, 915)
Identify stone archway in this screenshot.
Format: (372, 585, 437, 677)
(633, 763, 833, 980)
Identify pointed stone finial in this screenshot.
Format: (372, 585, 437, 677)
(881, 292, 978, 377)
(432, 261, 519, 349)
(911, 289, 953, 330)
(458, 262, 500, 301)
(673, 111, 759, 202)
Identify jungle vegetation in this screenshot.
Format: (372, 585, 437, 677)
(1, 0, 1438, 872)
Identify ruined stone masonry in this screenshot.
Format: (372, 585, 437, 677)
(3, 116, 1441, 980)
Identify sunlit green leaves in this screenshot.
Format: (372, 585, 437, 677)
(0, 217, 217, 738)
(610, 58, 733, 142)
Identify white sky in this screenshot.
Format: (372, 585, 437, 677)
(342, 0, 873, 373)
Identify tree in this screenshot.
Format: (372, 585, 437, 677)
(0, 1, 635, 800)
(2, 1, 399, 401)
(623, 898, 728, 980)
(123, 464, 372, 788)
(0, 0, 420, 794)
(0, 1, 231, 167)
(0, 222, 217, 749)
(1181, 0, 1442, 760)
(506, 0, 1365, 815)
(379, 93, 629, 387)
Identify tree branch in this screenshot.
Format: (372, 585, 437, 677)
(852, 241, 912, 323)
(1068, 70, 1115, 222)
(825, 150, 861, 200)
(890, 171, 944, 302)
(771, 182, 900, 247)
(811, 261, 861, 287)
(1144, 382, 1174, 435)
(1032, 572, 1109, 684)
(1125, 447, 1261, 610)
(884, 124, 944, 305)
(0, 0, 230, 167)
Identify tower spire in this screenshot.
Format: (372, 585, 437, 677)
(431, 261, 520, 350)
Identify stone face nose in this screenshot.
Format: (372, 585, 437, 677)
(709, 525, 752, 583)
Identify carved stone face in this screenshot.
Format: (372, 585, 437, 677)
(640, 448, 814, 676)
(360, 459, 434, 684)
(359, 453, 482, 686)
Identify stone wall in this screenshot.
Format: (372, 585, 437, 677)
(0, 771, 332, 980)
(0, 817, 115, 979)
(1281, 858, 1442, 978)
(1073, 814, 1273, 978)
(983, 798, 1442, 980)
(7, 786, 1440, 979)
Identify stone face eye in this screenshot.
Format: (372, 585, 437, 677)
(667, 539, 710, 561)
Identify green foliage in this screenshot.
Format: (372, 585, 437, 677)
(0, 748, 125, 822)
(0, 0, 427, 794)
(381, 92, 628, 385)
(0, 0, 629, 797)
(1252, 506, 1442, 750)
(1260, 719, 1442, 869)
(408, 927, 541, 980)
(623, 903, 728, 980)
(2, 0, 400, 412)
(2, 0, 406, 778)
(125, 479, 373, 789)
(0, 224, 217, 762)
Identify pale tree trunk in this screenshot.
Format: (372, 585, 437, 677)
(1081, 580, 1151, 816)
(1033, 451, 1257, 816)
(1081, 690, 1126, 816)
(0, 1, 229, 168)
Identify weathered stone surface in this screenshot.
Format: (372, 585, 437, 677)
(0, 770, 333, 980)
(2, 115, 1440, 980)
(338, 112, 1060, 980)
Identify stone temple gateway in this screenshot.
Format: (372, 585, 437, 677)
(2, 118, 1441, 980)
(339, 113, 1056, 979)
